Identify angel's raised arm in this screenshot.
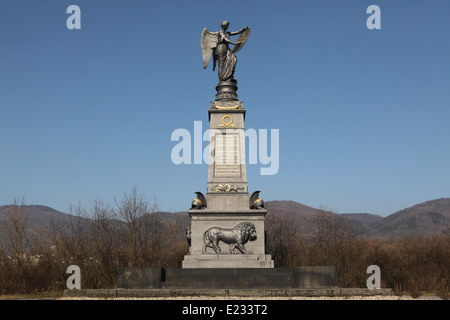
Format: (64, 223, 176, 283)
(229, 26, 249, 36)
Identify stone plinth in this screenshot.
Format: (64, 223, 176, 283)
(117, 267, 162, 289)
(115, 267, 339, 289)
(183, 208, 273, 268)
(183, 254, 274, 268)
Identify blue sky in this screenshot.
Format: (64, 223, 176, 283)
(1, 0, 449, 216)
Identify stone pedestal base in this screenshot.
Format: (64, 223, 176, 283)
(184, 209, 274, 268)
(182, 254, 274, 268)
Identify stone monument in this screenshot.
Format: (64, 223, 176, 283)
(114, 22, 339, 291)
(182, 21, 274, 268)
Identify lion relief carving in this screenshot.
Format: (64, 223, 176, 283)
(202, 222, 257, 254)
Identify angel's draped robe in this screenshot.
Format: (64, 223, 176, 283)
(214, 31, 237, 82)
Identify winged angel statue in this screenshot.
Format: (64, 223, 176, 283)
(201, 21, 251, 83)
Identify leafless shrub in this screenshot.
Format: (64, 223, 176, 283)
(112, 187, 162, 267)
(265, 209, 304, 267)
(0, 198, 30, 259)
(265, 207, 449, 294)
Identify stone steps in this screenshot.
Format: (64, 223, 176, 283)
(163, 268, 294, 289)
(182, 254, 274, 268)
(116, 266, 339, 289)
(64, 287, 396, 298)
(182, 254, 271, 260)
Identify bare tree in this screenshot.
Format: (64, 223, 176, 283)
(159, 213, 189, 267)
(87, 199, 115, 265)
(50, 201, 90, 265)
(265, 210, 304, 267)
(309, 207, 363, 286)
(0, 198, 30, 259)
(113, 187, 160, 266)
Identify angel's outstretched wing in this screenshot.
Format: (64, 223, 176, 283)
(232, 27, 251, 54)
(201, 28, 218, 69)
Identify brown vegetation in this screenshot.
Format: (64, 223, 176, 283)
(0, 189, 188, 294)
(266, 207, 450, 298)
(0, 193, 448, 298)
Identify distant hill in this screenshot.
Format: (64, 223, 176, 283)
(264, 198, 450, 239)
(340, 213, 384, 226)
(339, 213, 384, 238)
(1, 198, 449, 242)
(264, 200, 324, 235)
(0, 205, 86, 248)
(0, 205, 69, 228)
(368, 198, 450, 239)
